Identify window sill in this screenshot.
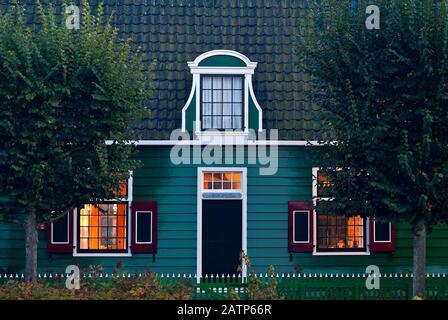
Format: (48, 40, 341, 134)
(312, 251, 370, 256)
(73, 252, 132, 257)
(195, 131, 250, 136)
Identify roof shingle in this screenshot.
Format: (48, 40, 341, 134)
(0, 0, 323, 140)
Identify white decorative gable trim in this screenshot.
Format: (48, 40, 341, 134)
(181, 49, 263, 135)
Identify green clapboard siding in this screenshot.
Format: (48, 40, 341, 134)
(1, 146, 448, 276)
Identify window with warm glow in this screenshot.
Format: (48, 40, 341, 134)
(315, 169, 366, 252)
(318, 215, 365, 250)
(78, 203, 127, 252)
(203, 172, 241, 190)
(112, 177, 128, 198)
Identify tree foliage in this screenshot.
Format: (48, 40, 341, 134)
(0, 0, 148, 224)
(298, 0, 448, 227)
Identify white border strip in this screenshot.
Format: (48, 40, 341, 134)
(181, 78, 197, 132)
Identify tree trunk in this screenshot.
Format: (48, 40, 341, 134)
(412, 217, 427, 299)
(24, 211, 38, 282)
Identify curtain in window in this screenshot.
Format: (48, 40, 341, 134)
(201, 76, 243, 130)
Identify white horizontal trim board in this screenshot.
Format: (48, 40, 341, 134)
(105, 140, 325, 146)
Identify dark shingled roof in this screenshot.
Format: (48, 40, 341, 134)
(0, 0, 323, 140)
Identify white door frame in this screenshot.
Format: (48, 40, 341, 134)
(196, 167, 247, 282)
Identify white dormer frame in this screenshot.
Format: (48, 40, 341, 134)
(181, 50, 263, 136)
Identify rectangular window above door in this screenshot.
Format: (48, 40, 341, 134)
(201, 75, 244, 130)
(202, 171, 242, 191)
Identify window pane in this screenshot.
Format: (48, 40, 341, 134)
(223, 116, 232, 129)
(212, 116, 222, 129)
(233, 103, 242, 115)
(202, 103, 212, 115)
(223, 90, 232, 103)
(204, 173, 213, 181)
(223, 103, 232, 116)
(202, 116, 212, 129)
(233, 116, 242, 129)
(80, 238, 88, 249)
(213, 102, 222, 116)
(232, 181, 241, 189)
(203, 89, 212, 103)
(213, 77, 222, 89)
(233, 77, 242, 89)
(213, 90, 222, 103)
(233, 90, 242, 102)
(223, 182, 232, 189)
(223, 77, 232, 90)
(203, 77, 212, 89)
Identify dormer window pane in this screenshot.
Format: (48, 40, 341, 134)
(233, 77, 243, 89)
(233, 103, 242, 115)
(201, 75, 244, 130)
(223, 77, 232, 90)
(233, 90, 242, 103)
(203, 77, 212, 89)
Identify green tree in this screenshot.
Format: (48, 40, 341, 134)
(297, 0, 448, 298)
(0, 1, 148, 281)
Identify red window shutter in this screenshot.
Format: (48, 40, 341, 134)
(46, 210, 73, 253)
(288, 201, 314, 253)
(131, 201, 157, 253)
(369, 218, 396, 252)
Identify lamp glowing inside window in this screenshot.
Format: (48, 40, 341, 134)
(79, 203, 127, 251)
(318, 215, 365, 250)
(315, 170, 365, 251)
(203, 172, 241, 190)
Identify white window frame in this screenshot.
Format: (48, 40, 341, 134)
(312, 167, 370, 256)
(50, 212, 70, 245)
(181, 50, 263, 136)
(373, 220, 392, 243)
(196, 167, 247, 282)
(292, 210, 311, 244)
(199, 75, 245, 132)
(135, 210, 153, 245)
(73, 171, 133, 257)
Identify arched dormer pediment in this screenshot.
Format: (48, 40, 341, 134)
(181, 50, 263, 136)
(188, 50, 257, 68)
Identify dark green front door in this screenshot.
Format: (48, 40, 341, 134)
(202, 200, 242, 276)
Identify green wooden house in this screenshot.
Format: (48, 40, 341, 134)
(1, 0, 448, 280)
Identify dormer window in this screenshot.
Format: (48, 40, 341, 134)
(181, 50, 263, 137)
(201, 76, 244, 130)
